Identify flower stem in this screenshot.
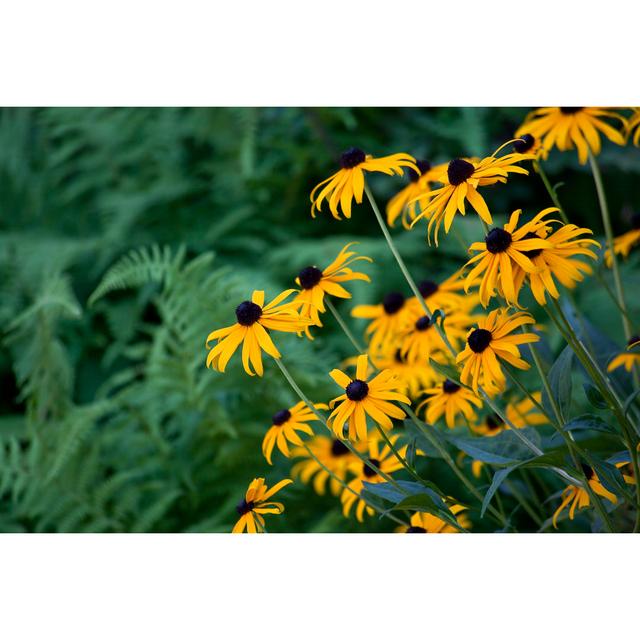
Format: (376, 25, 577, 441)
(588, 149, 633, 342)
(535, 160, 569, 224)
(325, 298, 365, 352)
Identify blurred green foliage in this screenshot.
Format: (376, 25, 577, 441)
(1, 107, 639, 532)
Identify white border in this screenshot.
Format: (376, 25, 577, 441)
(1, 534, 637, 638)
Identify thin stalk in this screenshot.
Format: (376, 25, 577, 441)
(588, 149, 633, 342)
(374, 423, 423, 485)
(325, 298, 366, 352)
(535, 160, 569, 223)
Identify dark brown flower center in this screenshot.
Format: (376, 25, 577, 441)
(521, 231, 544, 259)
(415, 315, 432, 331)
(408, 159, 432, 183)
(486, 413, 503, 430)
(406, 525, 427, 533)
(631, 212, 640, 229)
(443, 379, 460, 394)
(513, 134, 535, 153)
(447, 158, 475, 186)
(236, 498, 255, 515)
(383, 291, 405, 315)
(331, 439, 350, 456)
(340, 147, 366, 169)
(485, 228, 513, 254)
(363, 458, 381, 478)
(272, 409, 291, 426)
(468, 328, 492, 353)
(560, 107, 583, 114)
(628, 335, 640, 347)
(418, 279, 439, 298)
(298, 265, 323, 290)
(346, 379, 369, 401)
(581, 463, 595, 480)
(235, 301, 262, 326)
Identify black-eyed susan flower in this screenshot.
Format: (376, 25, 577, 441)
(516, 107, 627, 165)
(410, 147, 533, 244)
(512, 133, 547, 160)
(386, 160, 448, 228)
(352, 291, 411, 354)
(341, 435, 406, 522)
(463, 208, 554, 307)
(310, 148, 418, 220)
(417, 379, 483, 429)
(510, 214, 600, 305)
(397, 504, 470, 533)
(206, 290, 310, 376)
(291, 435, 361, 496)
(627, 108, 640, 146)
(371, 347, 442, 399)
(293, 243, 371, 339)
(232, 477, 292, 533)
(471, 392, 546, 436)
(328, 354, 410, 440)
(262, 401, 327, 465)
(552, 464, 634, 529)
(604, 213, 640, 267)
(407, 270, 475, 315)
(607, 336, 640, 373)
(400, 307, 475, 366)
(456, 309, 539, 394)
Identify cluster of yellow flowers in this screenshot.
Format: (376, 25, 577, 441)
(207, 107, 640, 533)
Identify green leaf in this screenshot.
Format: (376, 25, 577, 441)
(542, 345, 573, 422)
(583, 383, 608, 409)
(405, 421, 447, 459)
(549, 414, 617, 444)
(481, 466, 519, 517)
(448, 428, 542, 465)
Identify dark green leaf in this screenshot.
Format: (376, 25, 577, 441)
(583, 383, 608, 409)
(542, 345, 573, 421)
(448, 428, 542, 465)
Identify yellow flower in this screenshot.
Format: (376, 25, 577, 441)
(206, 289, 310, 376)
(607, 336, 640, 373)
(456, 309, 539, 394)
(293, 243, 371, 339)
(397, 503, 470, 533)
(471, 392, 547, 436)
(417, 379, 483, 428)
(328, 354, 410, 440)
(400, 306, 475, 366)
(262, 401, 327, 465)
(386, 160, 448, 228)
(512, 133, 547, 160)
(232, 477, 292, 533)
(310, 148, 418, 219)
(463, 209, 554, 307)
(291, 435, 360, 496)
(552, 464, 634, 529)
(604, 214, 640, 267)
(352, 291, 411, 354)
(510, 214, 600, 305)
(410, 146, 533, 244)
(408, 270, 475, 314)
(516, 107, 626, 165)
(371, 347, 442, 399)
(627, 108, 640, 146)
(341, 435, 406, 522)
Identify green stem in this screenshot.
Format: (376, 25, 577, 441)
(505, 479, 543, 527)
(325, 298, 366, 352)
(535, 160, 569, 224)
(588, 149, 633, 342)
